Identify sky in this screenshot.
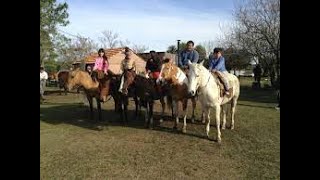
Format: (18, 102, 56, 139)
(57, 0, 236, 51)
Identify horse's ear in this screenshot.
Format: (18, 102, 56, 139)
(199, 60, 205, 66)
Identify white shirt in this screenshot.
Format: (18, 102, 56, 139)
(40, 71, 48, 80)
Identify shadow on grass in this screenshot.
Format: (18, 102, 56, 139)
(40, 104, 217, 141)
(239, 86, 277, 104)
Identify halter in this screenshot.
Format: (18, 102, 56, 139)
(199, 70, 212, 89)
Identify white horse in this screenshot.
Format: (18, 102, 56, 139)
(187, 61, 240, 143)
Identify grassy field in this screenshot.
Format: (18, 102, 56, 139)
(40, 77, 280, 179)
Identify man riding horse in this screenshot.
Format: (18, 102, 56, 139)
(145, 50, 162, 97)
(178, 40, 199, 73)
(208, 48, 230, 96)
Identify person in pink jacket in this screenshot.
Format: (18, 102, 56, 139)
(93, 48, 109, 75)
(93, 48, 109, 102)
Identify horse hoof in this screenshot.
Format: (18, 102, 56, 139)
(222, 126, 226, 130)
(230, 125, 234, 130)
(182, 128, 187, 134)
(96, 125, 104, 131)
(217, 138, 221, 143)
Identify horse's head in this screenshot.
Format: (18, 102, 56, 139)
(156, 61, 178, 84)
(67, 69, 92, 91)
(187, 60, 204, 96)
(121, 68, 136, 95)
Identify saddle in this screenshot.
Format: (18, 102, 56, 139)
(211, 72, 233, 98)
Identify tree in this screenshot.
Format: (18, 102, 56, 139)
(57, 36, 99, 69)
(40, 0, 69, 64)
(224, 47, 251, 75)
(131, 44, 149, 53)
(201, 40, 215, 56)
(119, 39, 131, 47)
(99, 30, 120, 48)
(167, 45, 177, 53)
(231, 0, 280, 85)
(166, 42, 187, 54)
(195, 45, 207, 62)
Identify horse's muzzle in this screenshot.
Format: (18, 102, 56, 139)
(189, 90, 196, 97)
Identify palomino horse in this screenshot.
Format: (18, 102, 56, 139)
(156, 61, 198, 133)
(67, 69, 121, 122)
(121, 69, 167, 128)
(187, 61, 240, 143)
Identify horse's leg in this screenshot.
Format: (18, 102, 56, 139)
(134, 96, 139, 119)
(96, 98, 102, 122)
(159, 97, 165, 123)
(87, 95, 94, 120)
(204, 107, 211, 138)
(149, 101, 154, 129)
(172, 100, 179, 130)
(215, 104, 222, 143)
(230, 97, 238, 130)
(182, 99, 188, 133)
(124, 97, 129, 125)
(191, 97, 196, 123)
(221, 104, 227, 130)
(143, 104, 149, 128)
(201, 110, 206, 124)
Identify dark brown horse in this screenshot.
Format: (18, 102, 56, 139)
(57, 70, 69, 95)
(121, 69, 167, 129)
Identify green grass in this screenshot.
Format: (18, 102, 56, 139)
(40, 77, 280, 179)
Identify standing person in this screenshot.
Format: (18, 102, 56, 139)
(253, 64, 262, 86)
(178, 40, 199, 72)
(40, 66, 48, 101)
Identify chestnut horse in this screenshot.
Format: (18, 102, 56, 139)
(67, 69, 122, 122)
(156, 62, 201, 133)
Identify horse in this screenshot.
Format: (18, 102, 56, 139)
(66, 69, 121, 122)
(156, 61, 199, 133)
(187, 60, 240, 143)
(107, 70, 140, 125)
(119, 69, 165, 128)
(57, 70, 69, 95)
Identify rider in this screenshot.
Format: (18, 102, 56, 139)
(146, 50, 161, 79)
(93, 48, 109, 102)
(178, 40, 199, 72)
(145, 50, 163, 97)
(118, 47, 136, 93)
(208, 48, 230, 96)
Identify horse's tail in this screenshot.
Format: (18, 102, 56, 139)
(166, 95, 172, 111)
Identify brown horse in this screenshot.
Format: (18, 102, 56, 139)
(57, 70, 69, 95)
(66, 69, 121, 122)
(156, 62, 200, 133)
(121, 69, 167, 128)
